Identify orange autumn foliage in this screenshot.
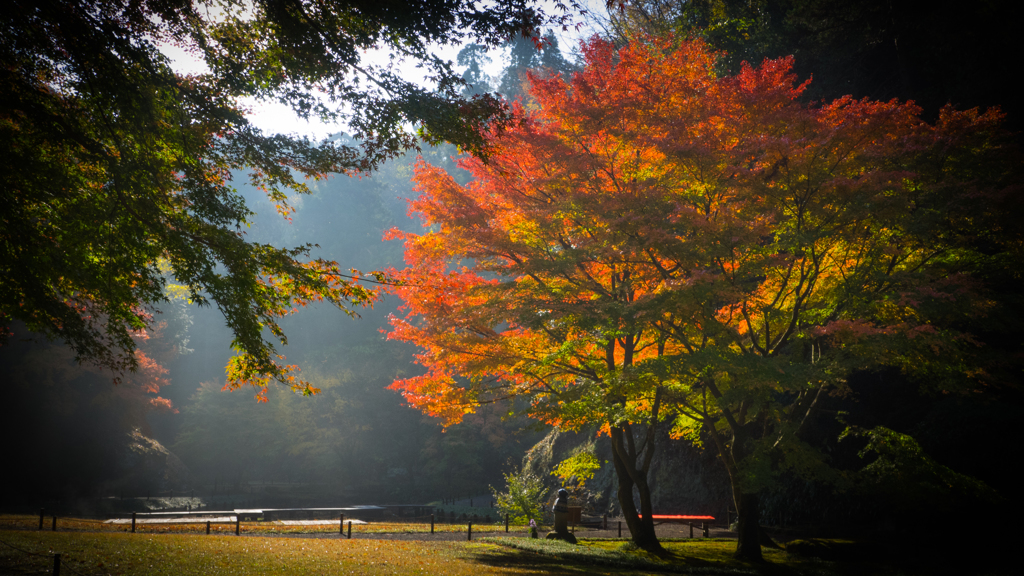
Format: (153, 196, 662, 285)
(386, 34, 1009, 429)
(386, 33, 1016, 555)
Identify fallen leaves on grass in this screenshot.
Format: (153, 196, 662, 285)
(0, 529, 525, 575)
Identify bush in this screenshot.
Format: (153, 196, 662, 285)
(491, 467, 548, 525)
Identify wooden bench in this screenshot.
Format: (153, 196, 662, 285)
(639, 514, 715, 538)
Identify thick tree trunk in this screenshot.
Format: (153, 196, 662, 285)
(610, 426, 661, 552)
(707, 418, 765, 563)
(734, 491, 764, 562)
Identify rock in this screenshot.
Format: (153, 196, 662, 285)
(114, 428, 191, 493)
(545, 531, 578, 544)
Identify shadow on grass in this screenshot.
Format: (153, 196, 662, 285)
(468, 539, 771, 575)
(475, 536, 1019, 576)
(634, 549, 815, 576)
(467, 549, 814, 576)
(470, 537, 943, 576)
(782, 537, 1017, 576)
(466, 546, 641, 575)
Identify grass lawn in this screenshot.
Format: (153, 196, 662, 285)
(1, 527, 1009, 575)
(1, 529, 536, 575)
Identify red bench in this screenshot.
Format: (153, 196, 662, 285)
(638, 515, 715, 537)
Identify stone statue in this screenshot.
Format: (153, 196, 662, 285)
(545, 488, 577, 544)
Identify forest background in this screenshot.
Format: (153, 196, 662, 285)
(0, 8, 578, 506)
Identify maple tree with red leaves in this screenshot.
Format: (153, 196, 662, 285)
(385, 34, 1018, 557)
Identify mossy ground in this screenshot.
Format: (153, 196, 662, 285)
(482, 537, 794, 574)
(482, 536, 1013, 575)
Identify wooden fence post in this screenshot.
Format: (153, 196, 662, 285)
(235, 516, 240, 535)
(206, 521, 211, 535)
(505, 513, 509, 533)
(53, 553, 60, 576)
(689, 523, 693, 538)
(618, 521, 622, 538)
(38, 509, 44, 530)
(430, 514, 434, 534)
(467, 521, 472, 541)
(131, 512, 136, 533)
(51, 516, 56, 531)
(339, 514, 344, 535)
(347, 521, 352, 539)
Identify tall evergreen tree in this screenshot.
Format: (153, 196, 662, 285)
(457, 44, 495, 98)
(497, 29, 574, 102)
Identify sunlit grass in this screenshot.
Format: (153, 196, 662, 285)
(0, 530, 535, 575)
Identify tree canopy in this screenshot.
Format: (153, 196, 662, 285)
(0, 0, 576, 395)
(604, 1, 1024, 132)
(385, 33, 1018, 555)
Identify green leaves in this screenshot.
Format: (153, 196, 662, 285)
(551, 447, 601, 488)
(1, 0, 553, 390)
(841, 425, 1000, 507)
(490, 467, 549, 524)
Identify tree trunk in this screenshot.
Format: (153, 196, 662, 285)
(734, 491, 764, 562)
(610, 427, 661, 552)
(707, 419, 765, 563)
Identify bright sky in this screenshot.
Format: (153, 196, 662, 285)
(160, 0, 609, 140)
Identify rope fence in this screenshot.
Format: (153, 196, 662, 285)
(0, 536, 100, 576)
(1, 512, 532, 538)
